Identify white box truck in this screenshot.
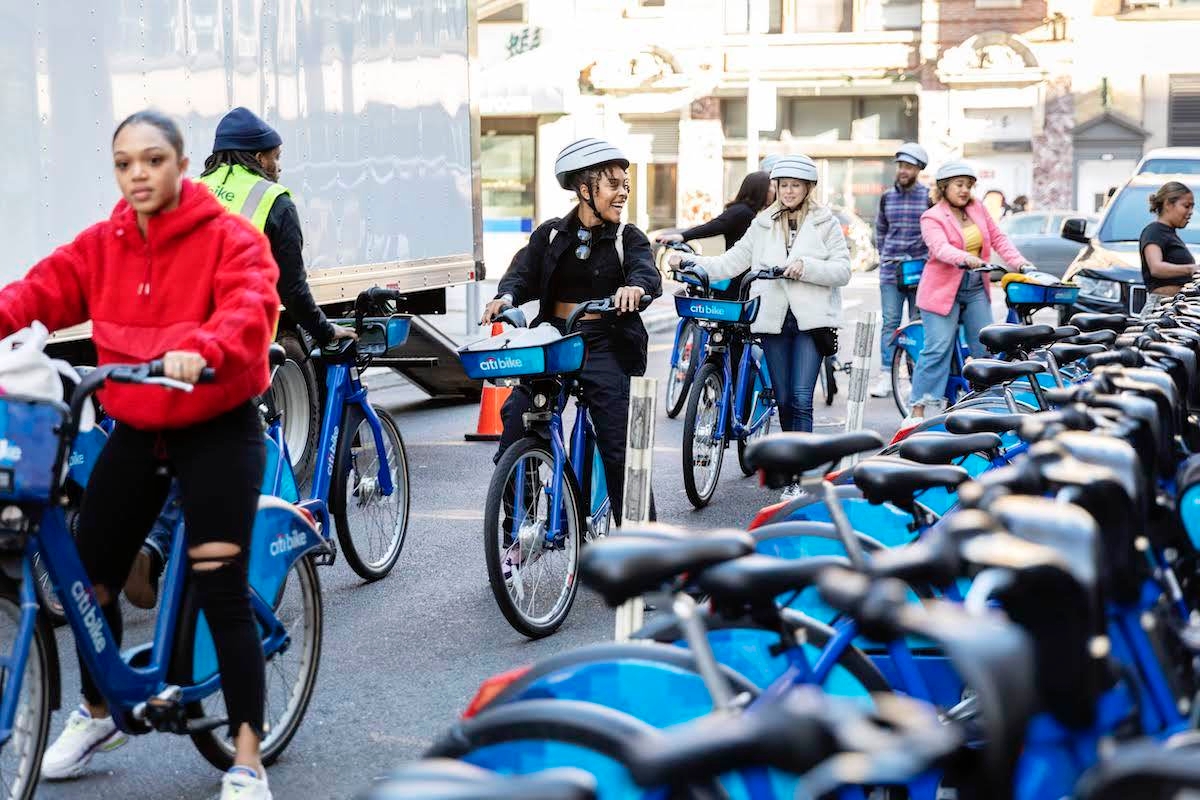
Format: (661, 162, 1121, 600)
(0, 0, 485, 478)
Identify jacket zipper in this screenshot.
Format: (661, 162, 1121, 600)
(139, 240, 152, 296)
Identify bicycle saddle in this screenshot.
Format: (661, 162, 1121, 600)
(362, 760, 597, 800)
(1066, 329, 1118, 347)
(1048, 342, 1106, 365)
(1070, 312, 1131, 334)
(944, 410, 1024, 436)
(579, 529, 754, 607)
(1075, 738, 1200, 800)
(866, 525, 963, 589)
(745, 431, 883, 485)
(897, 431, 1002, 465)
(1051, 324, 1082, 341)
(852, 456, 968, 509)
(961, 359, 1045, 391)
(978, 323, 1057, 355)
(695, 554, 849, 608)
(268, 343, 287, 369)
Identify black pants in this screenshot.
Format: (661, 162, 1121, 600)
(76, 403, 266, 738)
(497, 321, 632, 523)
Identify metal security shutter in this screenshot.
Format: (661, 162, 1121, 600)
(624, 116, 681, 161)
(1169, 75, 1200, 146)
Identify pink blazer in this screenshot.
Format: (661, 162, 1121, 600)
(916, 200, 1027, 316)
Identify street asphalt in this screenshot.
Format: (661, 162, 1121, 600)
(37, 271, 918, 799)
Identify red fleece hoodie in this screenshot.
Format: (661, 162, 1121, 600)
(0, 180, 280, 430)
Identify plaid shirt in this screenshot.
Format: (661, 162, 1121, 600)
(875, 182, 931, 282)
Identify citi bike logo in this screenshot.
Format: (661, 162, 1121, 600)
(270, 530, 309, 557)
(68, 451, 85, 468)
(689, 302, 728, 318)
(0, 440, 23, 462)
(479, 355, 524, 372)
(72, 582, 106, 653)
(326, 426, 339, 477)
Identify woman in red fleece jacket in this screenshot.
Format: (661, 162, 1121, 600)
(0, 111, 281, 798)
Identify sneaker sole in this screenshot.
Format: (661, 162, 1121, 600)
(41, 731, 128, 781)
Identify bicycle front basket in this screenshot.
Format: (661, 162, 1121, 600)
(0, 395, 69, 503)
(1004, 281, 1080, 307)
(459, 332, 587, 380)
(674, 295, 760, 324)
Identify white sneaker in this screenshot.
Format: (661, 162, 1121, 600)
(869, 373, 892, 398)
(41, 706, 128, 780)
(780, 484, 803, 502)
(220, 766, 273, 800)
(899, 415, 925, 431)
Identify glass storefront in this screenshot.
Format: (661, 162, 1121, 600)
(481, 132, 535, 232)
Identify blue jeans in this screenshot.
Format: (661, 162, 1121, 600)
(908, 282, 993, 409)
(879, 277, 919, 369)
(761, 313, 822, 433)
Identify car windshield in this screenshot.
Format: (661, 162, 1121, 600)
(1139, 158, 1200, 175)
(1098, 184, 1200, 244)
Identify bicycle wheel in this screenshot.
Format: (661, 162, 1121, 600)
(736, 360, 773, 477)
(483, 437, 583, 639)
(664, 322, 699, 419)
(891, 349, 915, 417)
(333, 404, 410, 581)
(0, 581, 51, 800)
(682, 362, 726, 508)
(183, 554, 323, 771)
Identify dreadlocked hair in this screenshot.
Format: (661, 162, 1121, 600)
(566, 163, 625, 206)
(201, 150, 272, 181)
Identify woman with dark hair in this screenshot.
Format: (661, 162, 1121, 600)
(0, 110, 279, 798)
(656, 171, 774, 251)
(1139, 180, 1196, 317)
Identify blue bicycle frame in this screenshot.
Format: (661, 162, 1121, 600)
(706, 334, 774, 444)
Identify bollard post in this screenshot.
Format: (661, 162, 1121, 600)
(615, 376, 657, 641)
(465, 281, 481, 336)
(842, 312, 877, 467)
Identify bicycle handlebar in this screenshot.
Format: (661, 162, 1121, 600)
(565, 294, 654, 333)
(355, 287, 406, 330)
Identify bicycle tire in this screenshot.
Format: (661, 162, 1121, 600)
(682, 362, 726, 508)
(483, 437, 583, 639)
(179, 554, 323, 771)
(891, 349, 915, 417)
(271, 330, 321, 484)
(736, 360, 772, 477)
(332, 403, 410, 581)
(0, 580, 51, 800)
(664, 321, 699, 419)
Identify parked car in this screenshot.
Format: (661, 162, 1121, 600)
(1060, 173, 1200, 322)
(831, 205, 879, 272)
(1136, 147, 1200, 176)
(989, 211, 1096, 278)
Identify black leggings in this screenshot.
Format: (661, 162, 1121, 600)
(76, 403, 266, 738)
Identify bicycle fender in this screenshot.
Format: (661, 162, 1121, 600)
(248, 495, 325, 605)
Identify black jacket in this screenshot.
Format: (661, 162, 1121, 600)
(680, 201, 756, 251)
(497, 210, 663, 376)
(265, 194, 336, 346)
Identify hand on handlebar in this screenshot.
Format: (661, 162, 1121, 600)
(656, 233, 684, 244)
(963, 255, 987, 270)
(162, 351, 208, 384)
(480, 298, 510, 325)
(782, 260, 805, 280)
(667, 252, 685, 270)
(615, 285, 647, 314)
(329, 325, 359, 342)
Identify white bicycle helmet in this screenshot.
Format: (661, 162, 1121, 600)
(554, 138, 630, 190)
(770, 154, 818, 182)
(760, 154, 783, 175)
(935, 160, 978, 182)
(895, 142, 929, 168)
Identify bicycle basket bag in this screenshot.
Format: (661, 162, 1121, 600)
(0, 396, 69, 503)
(459, 325, 587, 381)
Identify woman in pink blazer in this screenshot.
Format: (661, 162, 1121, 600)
(905, 161, 1030, 423)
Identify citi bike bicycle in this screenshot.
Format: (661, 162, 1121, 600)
(0, 361, 324, 799)
(458, 294, 653, 639)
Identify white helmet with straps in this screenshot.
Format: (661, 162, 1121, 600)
(935, 160, 978, 182)
(759, 154, 783, 175)
(554, 138, 630, 190)
(895, 142, 929, 168)
(770, 154, 818, 182)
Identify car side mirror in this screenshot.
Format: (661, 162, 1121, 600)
(1061, 218, 1089, 244)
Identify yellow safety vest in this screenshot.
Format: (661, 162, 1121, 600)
(198, 164, 290, 231)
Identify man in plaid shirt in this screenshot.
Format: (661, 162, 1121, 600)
(871, 143, 931, 398)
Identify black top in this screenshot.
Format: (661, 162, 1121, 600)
(1140, 221, 1195, 293)
(497, 209, 662, 375)
(546, 217, 620, 304)
(680, 202, 757, 251)
(265, 194, 336, 345)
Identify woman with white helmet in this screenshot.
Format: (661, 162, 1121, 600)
(481, 138, 662, 524)
(667, 154, 851, 499)
(904, 159, 1030, 426)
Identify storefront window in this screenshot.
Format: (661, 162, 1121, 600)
(481, 133, 535, 232)
(648, 163, 678, 230)
(816, 158, 888, 225)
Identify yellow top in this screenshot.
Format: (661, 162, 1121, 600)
(961, 220, 983, 258)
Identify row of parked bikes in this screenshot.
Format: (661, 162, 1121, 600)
(361, 272, 1200, 797)
(0, 289, 414, 799)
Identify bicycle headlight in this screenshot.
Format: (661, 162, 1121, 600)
(712, 331, 725, 344)
(533, 393, 548, 409)
(0, 506, 20, 526)
(1074, 275, 1122, 303)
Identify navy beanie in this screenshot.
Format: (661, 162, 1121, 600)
(212, 107, 282, 153)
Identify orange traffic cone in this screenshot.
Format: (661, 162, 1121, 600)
(465, 323, 513, 442)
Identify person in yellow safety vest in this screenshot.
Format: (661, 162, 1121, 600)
(122, 108, 356, 613)
(197, 107, 355, 350)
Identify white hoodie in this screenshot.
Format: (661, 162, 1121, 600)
(688, 200, 851, 334)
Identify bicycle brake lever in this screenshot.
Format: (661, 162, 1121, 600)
(143, 377, 196, 392)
